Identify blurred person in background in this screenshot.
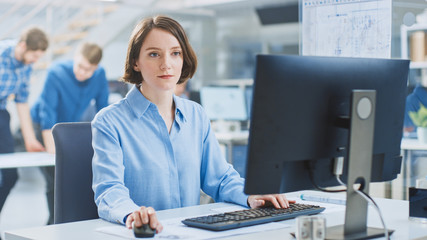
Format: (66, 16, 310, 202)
(31, 42, 109, 224)
(404, 77, 427, 135)
(0, 27, 48, 216)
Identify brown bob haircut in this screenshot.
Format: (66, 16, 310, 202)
(121, 15, 197, 85)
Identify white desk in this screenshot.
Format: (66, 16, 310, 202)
(0, 152, 55, 169)
(400, 138, 427, 199)
(215, 131, 249, 163)
(5, 190, 427, 240)
(401, 138, 427, 151)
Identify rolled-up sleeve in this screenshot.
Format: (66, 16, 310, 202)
(92, 114, 139, 224)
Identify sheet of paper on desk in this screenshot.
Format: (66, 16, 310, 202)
(97, 216, 290, 239)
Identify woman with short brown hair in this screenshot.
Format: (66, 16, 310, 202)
(91, 15, 293, 234)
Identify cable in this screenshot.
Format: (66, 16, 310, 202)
(307, 162, 346, 193)
(336, 175, 346, 186)
(311, 157, 389, 239)
(354, 189, 390, 240)
(335, 174, 390, 240)
(309, 173, 346, 192)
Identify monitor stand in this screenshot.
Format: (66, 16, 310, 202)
(326, 90, 393, 240)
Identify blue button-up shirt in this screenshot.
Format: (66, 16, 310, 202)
(0, 40, 32, 109)
(92, 86, 248, 224)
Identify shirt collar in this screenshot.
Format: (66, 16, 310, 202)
(126, 85, 151, 118)
(125, 85, 187, 124)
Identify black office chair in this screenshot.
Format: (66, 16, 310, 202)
(52, 122, 98, 224)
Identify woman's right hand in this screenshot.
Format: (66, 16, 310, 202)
(125, 206, 163, 233)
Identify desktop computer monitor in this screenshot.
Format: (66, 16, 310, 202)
(244, 54, 409, 239)
(200, 86, 248, 121)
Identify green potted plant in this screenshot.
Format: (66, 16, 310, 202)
(409, 104, 427, 143)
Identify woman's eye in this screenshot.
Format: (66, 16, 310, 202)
(149, 52, 159, 57)
(173, 51, 181, 56)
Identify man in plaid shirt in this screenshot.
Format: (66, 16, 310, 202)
(0, 27, 48, 215)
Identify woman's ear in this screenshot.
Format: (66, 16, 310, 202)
(133, 60, 140, 72)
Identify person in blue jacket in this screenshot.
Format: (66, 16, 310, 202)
(404, 84, 427, 134)
(91, 15, 294, 233)
(31, 42, 109, 224)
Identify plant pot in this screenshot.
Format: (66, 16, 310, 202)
(417, 127, 427, 143)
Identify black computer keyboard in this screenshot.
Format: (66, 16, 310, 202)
(182, 203, 325, 231)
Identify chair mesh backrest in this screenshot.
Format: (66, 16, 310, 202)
(52, 122, 98, 224)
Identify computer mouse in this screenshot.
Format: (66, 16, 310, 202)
(133, 222, 156, 238)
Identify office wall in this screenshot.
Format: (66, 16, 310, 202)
(101, 3, 301, 87)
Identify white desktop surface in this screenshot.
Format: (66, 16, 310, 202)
(215, 130, 249, 143)
(400, 138, 427, 199)
(5, 190, 427, 240)
(0, 152, 55, 169)
(215, 130, 249, 163)
(401, 137, 427, 151)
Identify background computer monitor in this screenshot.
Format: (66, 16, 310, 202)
(245, 86, 253, 118)
(200, 86, 248, 121)
(244, 54, 409, 195)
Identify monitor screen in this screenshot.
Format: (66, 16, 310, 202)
(244, 54, 409, 195)
(200, 86, 248, 121)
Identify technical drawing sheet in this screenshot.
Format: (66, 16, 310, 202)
(301, 0, 392, 58)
